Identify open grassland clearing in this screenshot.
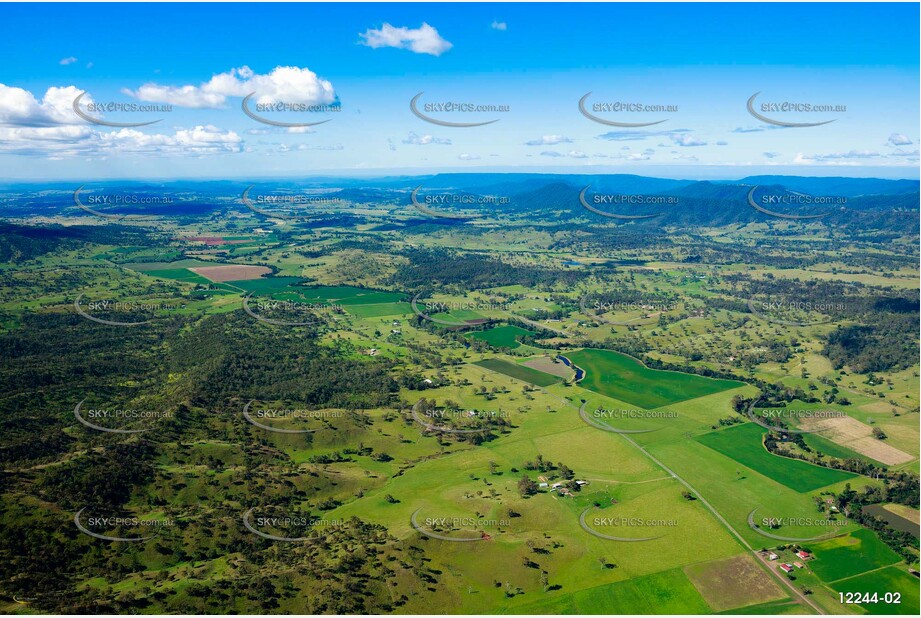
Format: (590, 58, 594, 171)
(571, 480, 742, 563)
(573, 385, 762, 443)
(572, 388, 686, 437)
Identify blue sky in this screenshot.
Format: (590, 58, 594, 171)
(0, 2, 918, 179)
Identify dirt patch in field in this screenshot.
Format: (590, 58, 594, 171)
(684, 554, 786, 612)
(799, 415, 914, 466)
(521, 356, 574, 379)
(190, 264, 272, 282)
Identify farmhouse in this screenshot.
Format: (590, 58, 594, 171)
(768, 553, 778, 561)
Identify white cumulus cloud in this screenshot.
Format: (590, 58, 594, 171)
(359, 23, 452, 56)
(124, 66, 337, 109)
(0, 84, 87, 127)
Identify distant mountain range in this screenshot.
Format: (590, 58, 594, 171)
(0, 174, 917, 231)
(392, 173, 919, 198)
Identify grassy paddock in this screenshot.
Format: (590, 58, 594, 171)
(566, 348, 743, 409)
(696, 423, 856, 493)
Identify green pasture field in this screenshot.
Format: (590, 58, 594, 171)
(343, 302, 412, 318)
(828, 566, 920, 615)
(565, 348, 743, 409)
(429, 308, 490, 323)
(696, 423, 856, 493)
(805, 528, 902, 582)
(506, 567, 711, 614)
(468, 324, 534, 349)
